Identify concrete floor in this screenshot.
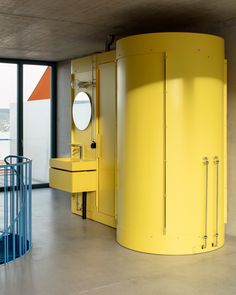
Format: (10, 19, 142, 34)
(0, 188, 236, 295)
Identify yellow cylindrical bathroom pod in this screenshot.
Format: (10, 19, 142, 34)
(116, 33, 226, 254)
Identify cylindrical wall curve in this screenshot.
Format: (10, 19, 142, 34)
(116, 33, 226, 254)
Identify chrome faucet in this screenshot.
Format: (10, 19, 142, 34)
(71, 144, 83, 160)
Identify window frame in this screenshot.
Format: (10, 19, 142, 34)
(0, 58, 57, 190)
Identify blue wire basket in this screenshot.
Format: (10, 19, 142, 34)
(0, 156, 32, 265)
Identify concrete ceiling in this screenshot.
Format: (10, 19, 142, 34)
(0, 0, 236, 61)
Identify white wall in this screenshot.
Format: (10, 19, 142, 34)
(57, 60, 71, 158)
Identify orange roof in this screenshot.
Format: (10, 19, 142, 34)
(28, 67, 51, 101)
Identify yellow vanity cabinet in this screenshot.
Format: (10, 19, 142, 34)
(49, 158, 97, 193)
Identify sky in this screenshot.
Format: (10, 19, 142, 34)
(0, 63, 48, 108)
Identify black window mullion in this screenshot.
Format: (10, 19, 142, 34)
(17, 62, 23, 157)
(51, 64, 57, 158)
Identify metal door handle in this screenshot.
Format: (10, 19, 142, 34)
(213, 156, 220, 247)
(202, 156, 209, 249)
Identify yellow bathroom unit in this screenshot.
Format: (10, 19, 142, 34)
(49, 32, 227, 255)
(116, 33, 227, 254)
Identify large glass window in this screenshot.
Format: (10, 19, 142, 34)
(0, 63, 17, 187)
(0, 63, 17, 160)
(0, 60, 56, 190)
(23, 65, 51, 184)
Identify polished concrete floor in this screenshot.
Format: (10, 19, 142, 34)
(0, 188, 236, 295)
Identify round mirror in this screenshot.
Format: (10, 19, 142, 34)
(72, 92, 92, 131)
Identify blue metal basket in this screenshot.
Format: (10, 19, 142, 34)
(0, 156, 32, 265)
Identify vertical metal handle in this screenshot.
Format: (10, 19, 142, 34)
(202, 157, 209, 249)
(213, 156, 219, 247)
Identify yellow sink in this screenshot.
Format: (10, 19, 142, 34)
(50, 158, 97, 172)
(49, 158, 97, 193)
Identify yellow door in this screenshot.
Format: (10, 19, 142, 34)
(97, 61, 116, 218)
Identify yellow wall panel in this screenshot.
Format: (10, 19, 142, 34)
(97, 62, 116, 217)
(71, 51, 117, 228)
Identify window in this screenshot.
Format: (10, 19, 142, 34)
(0, 59, 57, 189)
